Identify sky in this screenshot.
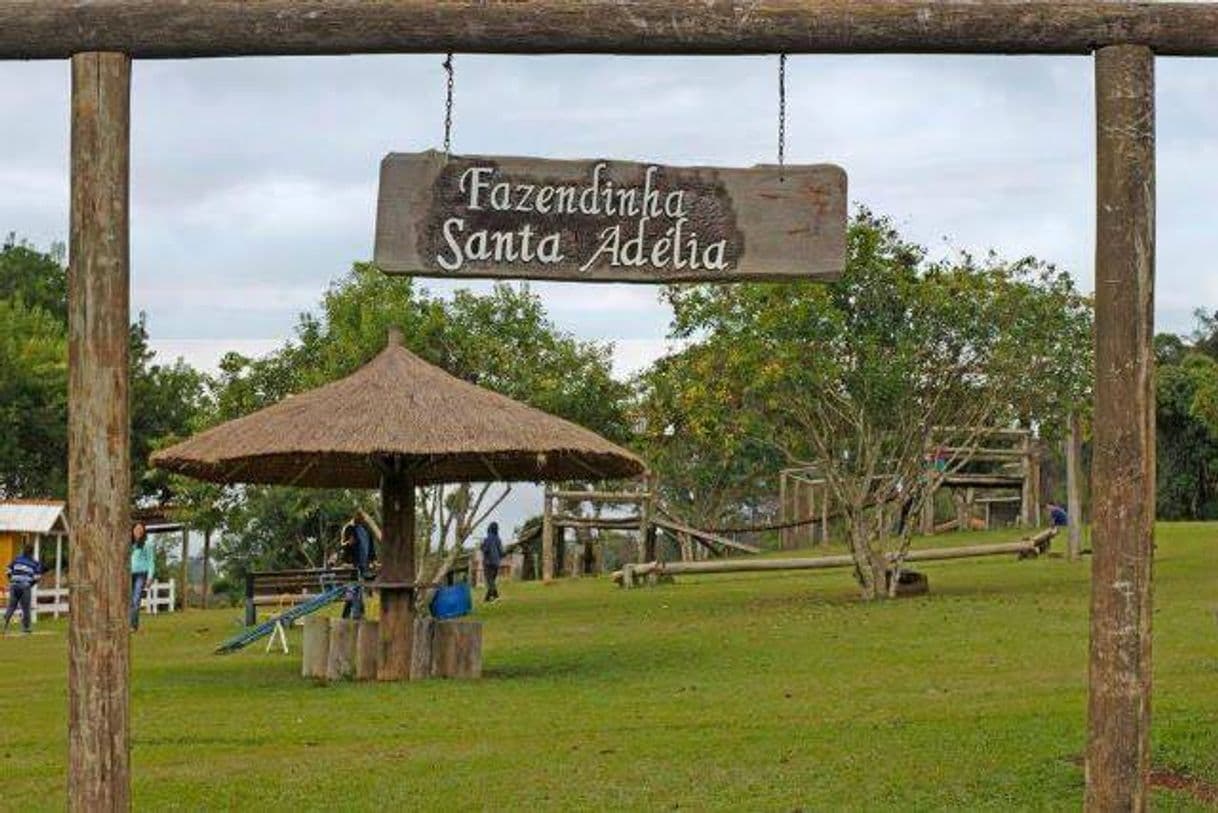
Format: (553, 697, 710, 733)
(2, 53, 1216, 536)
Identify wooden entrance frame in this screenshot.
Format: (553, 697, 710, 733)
(2, 2, 1204, 809)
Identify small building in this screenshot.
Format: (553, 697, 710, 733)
(0, 499, 70, 618)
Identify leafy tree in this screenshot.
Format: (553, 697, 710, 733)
(205, 265, 631, 580)
(0, 235, 67, 320)
(0, 297, 68, 497)
(657, 210, 1093, 599)
(0, 238, 208, 501)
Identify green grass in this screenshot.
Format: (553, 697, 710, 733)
(3, 524, 1216, 810)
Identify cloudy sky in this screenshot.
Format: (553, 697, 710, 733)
(3, 53, 1214, 538)
(3, 53, 1215, 380)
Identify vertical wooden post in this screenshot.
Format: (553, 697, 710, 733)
(778, 473, 789, 549)
(921, 483, 936, 536)
(820, 482, 829, 543)
(639, 476, 655, 562)
(67, 50, 131, 813)
(201, 528, 211, 609)
(179, 526, 189, 609)
(542, 486, 555, 581)
(1087, 43, 1155, 813)
(1067, 412, 1084, 562)
(377, 465, 416, 681)
(1019, 433, 1032, 527)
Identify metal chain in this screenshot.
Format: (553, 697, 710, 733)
(777, 53, 787, 181)
(442, 52, 455, 156)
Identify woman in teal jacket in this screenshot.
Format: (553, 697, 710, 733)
(130, 522, 155, 631)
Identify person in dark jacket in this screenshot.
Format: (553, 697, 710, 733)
(480, 522, 505, 602)
(4, 542, 44, 634)
(1047, 502, 1069, 528)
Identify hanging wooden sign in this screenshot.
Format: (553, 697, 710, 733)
(374, 151, 846, 283)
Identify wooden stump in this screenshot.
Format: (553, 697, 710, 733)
(355, 620, 379, 681)
(431, 620, 482, 679)
(326, 618, 357, 682)
(301, 615, 330, 679)
(409, 616, 435, 680)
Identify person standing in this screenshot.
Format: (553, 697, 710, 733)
(3, 542, 43, 635)
(480, 522, 505, 603)
(129, 522, 155, 632)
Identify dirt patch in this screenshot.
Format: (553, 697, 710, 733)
(1067, 756, 1218, 806)
(1150, 768, 1218, 805)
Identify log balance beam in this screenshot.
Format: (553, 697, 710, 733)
(614, 528, 1057, 587)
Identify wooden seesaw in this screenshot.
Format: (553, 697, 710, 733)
(613, 527, 1058, 588)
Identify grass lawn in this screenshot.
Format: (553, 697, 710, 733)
(2, 524, 1216, 810)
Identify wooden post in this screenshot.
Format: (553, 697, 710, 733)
(67, 50, 131, 813)
(201, 528, 211, 609)
(301, 615, 330, 679)
(1067, 413, 1084, 561)
(54, 534, 64, 619)
(921, 484, 936, 536)
(1087, 43, 1155, 812)
(1020, 433, 1032, 527)
(355, 620, 379, 681)
(541, 485, 555, 582)
(377, 465, 415, 681)
(431, 620, 483, 679)
(639, 477, 655, 562)
(179, 526, 188, 610)
(326, 618, 357, 681)
(820, 482, 829, 544)
(778, 474, 790, 549)
(409, 616, 434, 679)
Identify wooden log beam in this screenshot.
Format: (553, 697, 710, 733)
(615, 530, 1055, 581)
(550, 490, 651, 502)
(1087, 43, 1155, 812)
(5, 2, 1218, 60)
(67, 50, 131, 813)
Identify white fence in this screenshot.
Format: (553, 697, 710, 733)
(28, 579, 176, 624)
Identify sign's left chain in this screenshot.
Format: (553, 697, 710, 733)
(442, 53, 455, 156)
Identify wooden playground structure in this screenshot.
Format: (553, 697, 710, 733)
(777, 427, 1050, 548)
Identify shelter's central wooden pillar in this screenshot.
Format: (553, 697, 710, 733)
(67, 51, 132, 812)
(378, 466, 416, 680)
(1087, 43, 1155, 812)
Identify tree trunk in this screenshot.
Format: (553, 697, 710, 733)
(1067, 412, 1084, 561)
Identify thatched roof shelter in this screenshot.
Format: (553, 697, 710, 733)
(151, 328, 644, 680)
(151, 329, 644, 487)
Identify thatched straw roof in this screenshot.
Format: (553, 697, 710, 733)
(151, 331, 645, 488)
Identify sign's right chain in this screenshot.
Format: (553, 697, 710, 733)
(777, 53, 787, 182)
(442, 52, 455, 157)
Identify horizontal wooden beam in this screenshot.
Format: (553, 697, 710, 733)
(4, 2, 1218, 60)
(550, 491, 651, 502)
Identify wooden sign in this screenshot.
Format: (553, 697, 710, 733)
(375, 151, 846, 283)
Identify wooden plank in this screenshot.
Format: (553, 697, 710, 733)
(431, 620, 483, 679)
(355, 620, 379, 681)
(376, 152, 846, 284)
(67, 51, 131, 813)
(376, 468, 416, 681)
(549, 490, 651, 502)
(652, 516, 761, 555)
(326, 618, 357, 681)
(1087, 43, 1155, 813)
(6, 3, 1218, 59)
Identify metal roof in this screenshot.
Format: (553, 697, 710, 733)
(0, 501, 69, 534)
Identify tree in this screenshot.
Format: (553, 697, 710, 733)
(633, 343, 782, 529)
(205, 265, 631, 581)
(0, 297, 68, 497)
(0, 238, 208, 501)
(661, 210, 1093, 599)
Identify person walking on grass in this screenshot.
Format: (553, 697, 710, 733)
(130, 522, 155, 632)
(480, 521, 505, 603)
(4, 542, 43, 635)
